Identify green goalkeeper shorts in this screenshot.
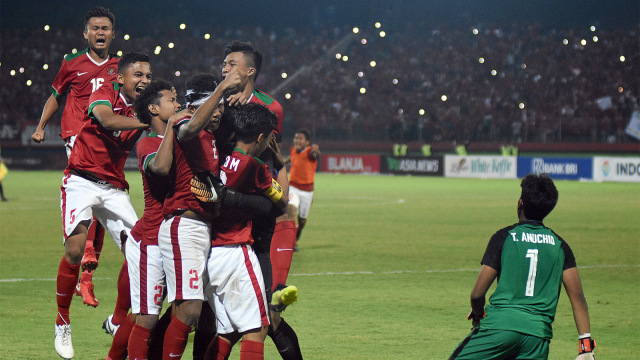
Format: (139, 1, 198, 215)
(450, 328, 550, 360)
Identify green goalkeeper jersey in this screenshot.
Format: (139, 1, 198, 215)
(478, 220, 576, 340)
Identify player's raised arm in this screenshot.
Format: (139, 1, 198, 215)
(177, 70, 242, 141)
(149, 109, 192, 176)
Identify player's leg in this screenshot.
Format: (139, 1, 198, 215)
(193, 301, 216, 360)
(75, 218, 105, 306)
(267, 315, 303, 360)
(449, 328, 521, 360)
(270, 220, 297, 289)
(0, 181, 6, 201)
(158, 216, 211, 359)
(294, 190, 313, 242)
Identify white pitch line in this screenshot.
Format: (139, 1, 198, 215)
(2, 264, 637, 282)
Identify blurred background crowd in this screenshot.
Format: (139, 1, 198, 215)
(1, 10, 638, 145)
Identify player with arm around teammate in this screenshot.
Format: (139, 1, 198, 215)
(33, 5, 119, 309)
(55, 52, 152, 359)
(449, 173, 595, 360)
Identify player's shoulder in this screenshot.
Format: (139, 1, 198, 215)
(137, 133, 162, 151)
(63, 48, 89, 63)
(253, 89, 281, 107)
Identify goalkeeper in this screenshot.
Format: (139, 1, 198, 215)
(449, 173, 595, 360)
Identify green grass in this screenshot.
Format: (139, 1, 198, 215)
(0, 171, 638, 359)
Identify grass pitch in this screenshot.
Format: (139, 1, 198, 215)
(0, 171, 638, 359)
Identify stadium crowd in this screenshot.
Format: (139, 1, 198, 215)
(1, 22, 638, 144)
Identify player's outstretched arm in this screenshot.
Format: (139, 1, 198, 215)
(32, 94, 61, 143)
(92, 104, 149, 130)
(310, 144, 320, 159)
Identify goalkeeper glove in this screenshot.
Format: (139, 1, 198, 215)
(190, 172, 224, 203)
(575, 336, 596, 360)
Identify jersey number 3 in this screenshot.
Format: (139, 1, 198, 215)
(525, 249, 538, 297)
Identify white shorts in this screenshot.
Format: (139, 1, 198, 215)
(289, 185, 314, 219)
(206, 244, 269, 334)
(158, 216, 211, 303)
(60, 174, 138, 248)
(126, 235, 165, 315)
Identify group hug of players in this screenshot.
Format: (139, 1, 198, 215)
(33, 6, 314, 360)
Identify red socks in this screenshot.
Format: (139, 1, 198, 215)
(112, 261, 131, 325)
(107, 314, 134, 360)
(270, 220, 297, 289)
(240, 340, 264, 360)
(128, 324, 151, 360)
(205, 336, 233, 360)
(56, 256, 80, 325)
(163, 317, 192, 360)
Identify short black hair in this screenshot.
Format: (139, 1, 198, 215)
(224, 40, 263, 79)
(295, 129, 311, 141)
(84, 6, 115, 30)
(184, 73, 220, 106)
(118, 52, 150, 74)
(133, 79, 173, 125)
(231, 103, 277, 144)
(520, 173, 558, 221)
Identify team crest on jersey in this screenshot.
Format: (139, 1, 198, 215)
(107, 67, 116, 75)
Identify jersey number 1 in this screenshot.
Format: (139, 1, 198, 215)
(90, 78, 105, 92)
(525, 249, 538, 297)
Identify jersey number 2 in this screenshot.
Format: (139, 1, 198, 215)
(525, 249, 538, 297)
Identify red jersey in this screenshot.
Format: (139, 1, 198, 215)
(130, 134, 172, 246)
(289, 146, 317, 191)
(249, 89, 283, 139)
(213, 149, 273, 246)
(163, 117, 221, 222)
(65, 81, 144, 190)
(50, 48, 120, 139)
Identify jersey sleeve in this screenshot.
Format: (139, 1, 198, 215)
(50, 56, 73, 99)
(481, 227, 510, 271)
(136, 137, 158, 175)
(87, 84, 115, 120)
(558, 236, 577, 270)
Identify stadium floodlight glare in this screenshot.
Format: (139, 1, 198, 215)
(590, 25, 596, 32)
(618, 87, 623, 93)
(478, 57, 485, 64)
(580, 39, 587, 46)
(124, 34, 130, 40)
(519, 103, 525, 109)
(168, 42, 175, 49)
(491, 70, 497, 76)
(44, 25, 50, 31)
(563, 39, 569, 45)
(204, 33, 211, 39)
(26, 80, 32, 86)
(117, 50, 123, 56)
(441, 95, 447, 101)
(43, 64, 48, 70)
(398, 108, 404, 114)
(521, 63, 526, 69)
(281, 72, 287, 79)
(375, 22, 381, 28)
(592, 36, 598, 42)
(379, 31, 386, 37)
(154, 46, 161, 55)
(370, 61, 376, 67)
(72, 48, 77, 54)
(19, 67, 24, 73)
(10, 70, 15, 76)
(335, 53, 342, 59)
(619, 55, 626, 62)
(358, 72, 364, 77)
(392, 78, 398, 84)
(419, 109, 425, 115)
(473, 28, 479, 35)
(175, 71, 181, 77)
(285, 93, 292, 99)
(180, 23, 186, 30)
(342, 56, 349, 61)
(360, 87, 366, 94)
(353, 27, 359, 34)
(361, 39, 367, 45)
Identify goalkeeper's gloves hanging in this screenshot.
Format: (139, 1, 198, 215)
(575, 335, 596, 360)
(190, 172, 223, 203)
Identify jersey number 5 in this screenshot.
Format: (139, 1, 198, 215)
(525, 249, 538, 297)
